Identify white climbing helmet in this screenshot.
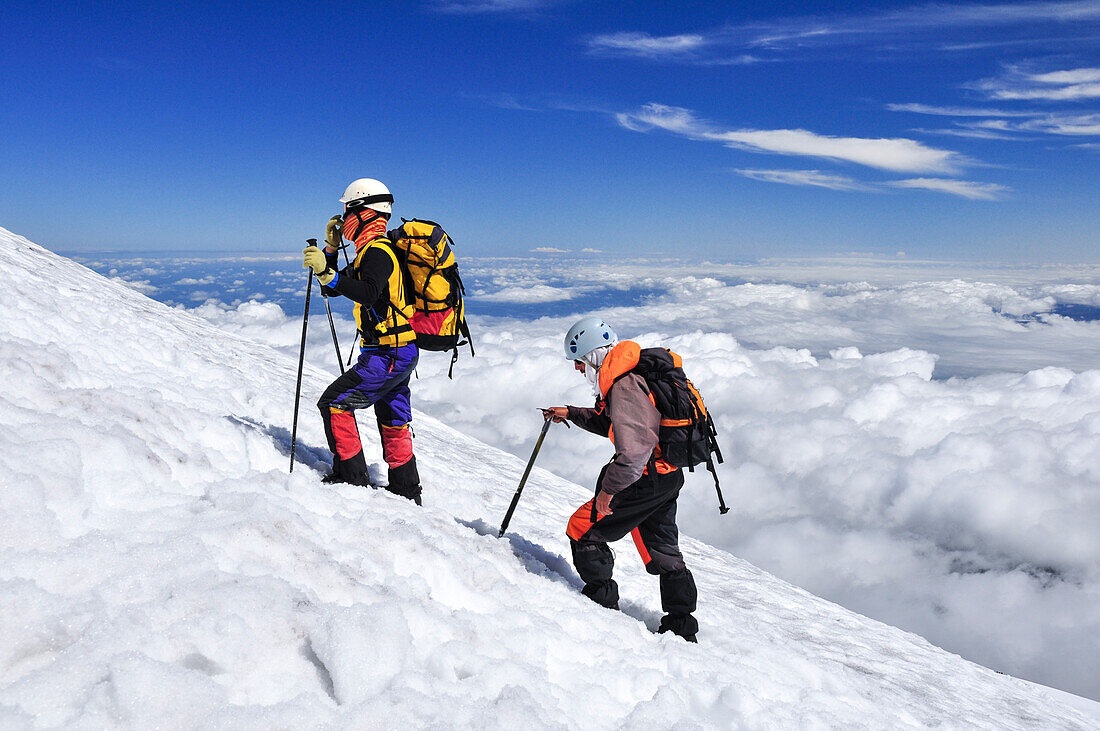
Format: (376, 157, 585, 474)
(564, 316, 617, 361)
(339, 178, 393, 215)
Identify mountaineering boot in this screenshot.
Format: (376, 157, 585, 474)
(581, 579, 620, 610)
(658, 568, 698, 641)
(321, 447, 372, 488)
(385, 458, 422, 505)
(658, 614, 698, 642)
(383, 482, 422, 506)
(321, 471, 372, 488)
(570, 540, 619, 609)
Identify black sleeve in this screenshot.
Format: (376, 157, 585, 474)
(567, 404, 612, 437)
(330, 247, 393, 306)
(319, 249, 341, 297)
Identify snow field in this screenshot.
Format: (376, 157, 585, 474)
(0, 226, 1096, 728)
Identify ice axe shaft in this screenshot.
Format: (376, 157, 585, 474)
(715, 480, 730, 514)
(498, 417, 553, 537)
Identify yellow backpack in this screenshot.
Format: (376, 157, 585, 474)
(387, 219, 474, 376)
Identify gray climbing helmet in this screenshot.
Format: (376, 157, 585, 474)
(564, 316, 617, 360)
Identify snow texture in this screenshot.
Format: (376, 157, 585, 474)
(1, 226, 1097, 728)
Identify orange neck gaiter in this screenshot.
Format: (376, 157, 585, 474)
(342, 209, 389, 253)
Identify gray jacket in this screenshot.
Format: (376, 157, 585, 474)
(567, 372, 662, 496)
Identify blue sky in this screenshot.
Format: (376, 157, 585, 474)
(1, 0, 1098, 260)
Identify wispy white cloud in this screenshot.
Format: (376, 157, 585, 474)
(1031, 68, 1100, 84)
(531, 246, 568, 253)
(430, 0, 559, 14)
(586, 2, 1100, 63)
(887, 103, 1043, 118)
(975, 66, 1100, 101)
(585, 30, 762, 65)
(586, 31, 709, 58)
(716, 129, 960, 172)
(734, 168, 1009, 200)
(1002, 113, 1100, 135)
(617, 103, 965, 173)
(913, 127, 1026, 140)
(905, 0, 1100, 25)
(889, 178, 1011, 200)
(482, 91, 615, 115)
(491, 94, 545, 112)
(924, 114, 1100, 138)
(891, 102, 1100, 138)
(939, 34, 1100, 51)
(735, 169, 869, 191)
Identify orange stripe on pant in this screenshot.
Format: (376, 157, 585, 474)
(630, 528, 652, 565)
(380, 424, 413, 469)
(566, 499, 650, 564)
(328, 407, 362, 461)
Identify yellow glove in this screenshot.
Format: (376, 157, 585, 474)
(325, 215, 343, 250)
(302, 246, 336, 286)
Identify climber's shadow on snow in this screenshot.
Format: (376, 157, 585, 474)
(456, 517, 657, 628)
(226, 415, 330, 472)
(458, 517, 582, 590)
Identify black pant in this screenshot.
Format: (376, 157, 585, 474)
(567, 467, 698, 637)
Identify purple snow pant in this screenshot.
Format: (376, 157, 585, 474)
(317, 343, 419, 498)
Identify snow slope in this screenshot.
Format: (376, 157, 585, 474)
(0, 226, 1095, 729)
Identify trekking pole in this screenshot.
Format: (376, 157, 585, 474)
(305, 238, 346, 374)
(321, 294, 344, 374)
(498, 417, 553, 537)
(289, 243, 315, 473)
(330, 218, 359, 368)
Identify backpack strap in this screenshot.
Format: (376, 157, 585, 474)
(357, 237, 415, 345)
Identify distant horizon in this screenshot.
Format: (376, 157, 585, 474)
(53, 242, 1100, 269)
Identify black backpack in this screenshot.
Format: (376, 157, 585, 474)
(631, 348, 729, 514)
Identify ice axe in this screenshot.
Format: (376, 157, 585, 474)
(498, 415, 556, 538)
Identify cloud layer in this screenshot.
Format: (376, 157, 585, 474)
(141, 253, 1100, 700)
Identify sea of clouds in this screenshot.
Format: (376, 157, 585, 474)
(77, 252, 1100, 700)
